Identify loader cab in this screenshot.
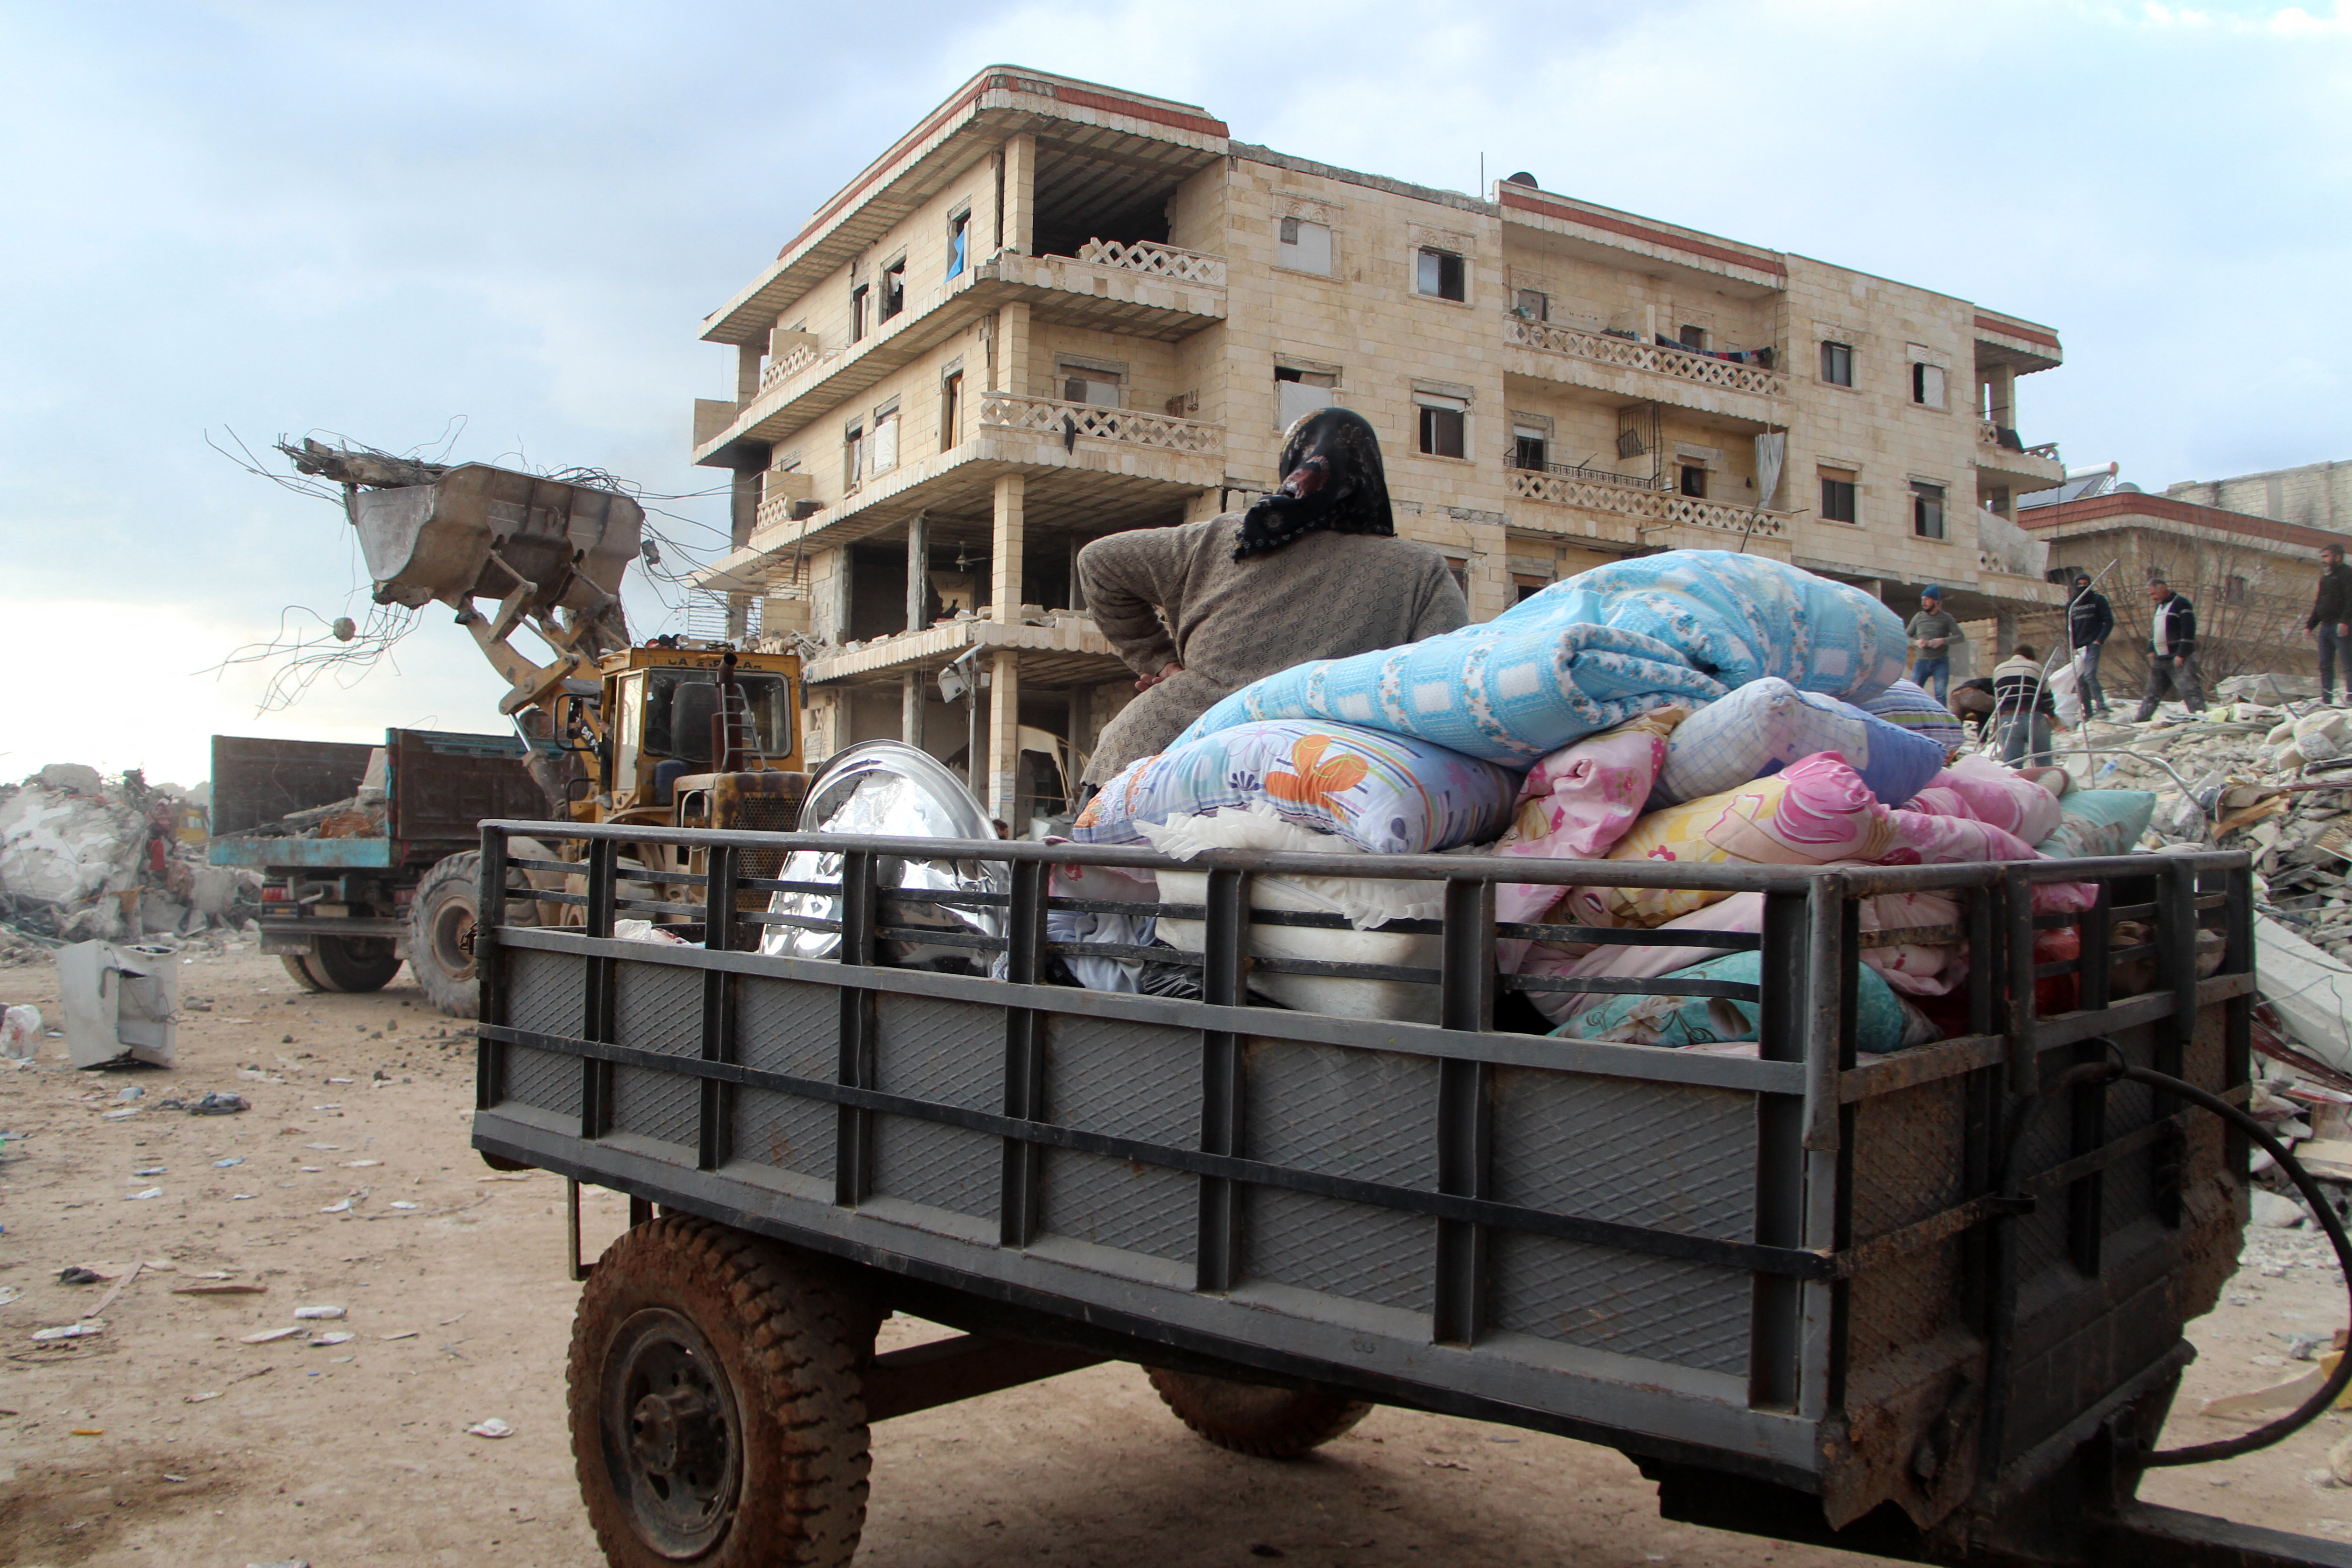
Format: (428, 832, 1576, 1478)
(600, 646, 803, 809)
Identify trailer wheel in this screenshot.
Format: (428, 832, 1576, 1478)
(280, 955, 327, 992)
(570, 1216, 873, 1568)
(410, 852, 482, 1018)
(301, 936, 402, 993)
(1144, 1367, 1373, 1458)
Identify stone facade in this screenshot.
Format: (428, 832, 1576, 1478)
(2167, 458, 2352, 534)
(689, 67, 2070, 827)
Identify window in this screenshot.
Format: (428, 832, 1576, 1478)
(946, 210, 970, 280)
(880, 257, 906, 323)
(1512, 422, 1549, 471)
(2226, 574, 2248, 603)
(940, 369, 963, 451)
(1415, 391, 1468, 458)
(1820, 340, 1853, 387)
(1274, 365, 1336, 431)
(1911, 480, 1947, 541)
(1679, 464, 1708, 499)
(1819, 470, 1858, 524)
(1678, 324, 1706, 351)
(1513, 572, 1551, 603)
(869, 401, 899, 474)
(1514, 288, 1549, 322)
(1912, 361, 1946, 409)
(843, 422, 866, 488)
(850, 284, 869, 344)
(1444, 556, 1471, 598)
(1060, 362, 1121, 407)
(1278, 216, 1333, 275)
(1415, 247, 1466, 302)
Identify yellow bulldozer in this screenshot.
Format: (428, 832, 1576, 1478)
(252, 441, 809, 1014)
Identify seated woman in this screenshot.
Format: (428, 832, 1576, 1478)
(1076, 408, 1470, 788)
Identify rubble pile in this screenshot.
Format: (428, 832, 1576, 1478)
(0, 764, 256, 961)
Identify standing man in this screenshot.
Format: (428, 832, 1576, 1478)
(2132, 577, 2206, 722)
(2065, 571, 2114, 718)
(2309, 542, 2352, 706)
(1906, 587, 1962, 705)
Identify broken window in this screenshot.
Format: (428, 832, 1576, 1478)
(1820, 340, 1853, 387)
(869, 401, 899, 474)
(946, 210, 970, 280)
(940, 369, 963, 451)
(1278, 216, 1333, 275)
(1678, 324, 1706, 351)
(1912, 361, 1947, 409)
(1060, 360, 1121, 408)
(1274, 365, 1336, 432)
(1415, 247, 1466, 302)
(1514, 288, 1548, 322)
(1512, 422, 1549, 471)
(1678, 464, 1708, 499)
(880, 257, 907, 323)
(850, 284, 870, 344)
(1819, 469, 1859, 524)
(1415, 390, 1468, 458)
(844, 422, 866, 489)
(1912, 480, 1947, 541)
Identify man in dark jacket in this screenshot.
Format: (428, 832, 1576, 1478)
(2065, 572, 2114, 717)
(2132, 578, 2205, 722)
(2310, 543, 2352, 705)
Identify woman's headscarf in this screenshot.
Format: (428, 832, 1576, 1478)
(1232, 407, 1394, 560)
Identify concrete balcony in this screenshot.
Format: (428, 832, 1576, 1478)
(803, 613, 1131, 690)
(742, 393, 1225, 555)
(1505, 467, 1793, 557)
(694, 242, 1226, 464)
(1502, 316, 1787, 425)
(1974, 422, 2067, 488)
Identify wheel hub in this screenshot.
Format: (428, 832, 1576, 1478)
(603, 1308, 743, 1560)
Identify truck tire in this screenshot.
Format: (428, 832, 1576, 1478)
(1144, 1367, 1373, 1458)
(570, 1216, 873, 1568)
(281, 955, 327, 992)
(410, 852, 484, 1019)
(301, 936, 402, 993)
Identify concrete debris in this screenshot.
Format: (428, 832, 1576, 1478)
(55, 940, 178, 1069)
(0, 765, 253, 963)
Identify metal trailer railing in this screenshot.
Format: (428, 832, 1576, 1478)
(465, 818, 2344, 1567)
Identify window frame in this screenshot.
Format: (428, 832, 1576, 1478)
(945, 208, 971, 281)
(1911, 480, 1948, 541)
(843, 420, 866, 490)
(879, 255, 908, 323)
(1514, 288, 1549, 322)
(1820, 340, 1854, 387)
(1276, 215, 1335, 276)
(939, 366, 964, 452)
(867, 398, 901, 476)
(1056, 355, 1125, 409)
(1414, 246, 1467, 303)
(850, 283, 870, 345)
(1678, 464, 1709, 499)
(1819, 472, 1859, 525)
(1912, 361, 1947, 410)
(1415, 391, 1469, 460)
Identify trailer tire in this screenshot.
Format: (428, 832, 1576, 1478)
(301, 936, 402, 993)
(410, 852, 483, 1018)
(570, 1216, 873, 1568)
(280, 955, 327, 992)
(1144, 1367, 1373, 1458)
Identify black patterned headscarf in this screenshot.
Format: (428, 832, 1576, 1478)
(1232, 407, 1395, 560)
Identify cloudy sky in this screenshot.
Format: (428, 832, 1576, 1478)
(3, 0, 2346, 785)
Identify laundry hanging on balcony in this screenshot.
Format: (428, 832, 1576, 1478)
(1754, 433, 1784, 510)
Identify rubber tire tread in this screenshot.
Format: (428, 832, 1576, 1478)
(409, 851, 480, 1019)
(280, 954, 327, 992)
(568, 1215, 873, 1568)
(1144, 1367, 1373, 1459)
(303, 937, 401, 993)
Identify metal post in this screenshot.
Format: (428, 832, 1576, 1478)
(834, 850, 879, 1207)
(2004, 871, 2037, 1096)
(1433, 879, 1496, 1347)
(1750, 888, 1808, 1411)
(1000, 859, 1048, 1248)
(474, 824, 508, 1112)
(583, 837, 620, 1140)
(697, 844, 739, 1173)
(1196, 867, 1249, 1295)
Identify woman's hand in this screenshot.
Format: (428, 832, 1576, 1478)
(1135, 662, 1182, 692)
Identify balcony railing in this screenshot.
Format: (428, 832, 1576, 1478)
(1070, 238, 1227, 287)
(1507, 467, 1789, 540)
(979, 393, 1220, 455)
(1978, 421, 2061, 464)
(1504, 317, 1788, 397)
(1508, 456, 1662, 492)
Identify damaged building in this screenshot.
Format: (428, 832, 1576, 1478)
(688, 67, 2070, 829)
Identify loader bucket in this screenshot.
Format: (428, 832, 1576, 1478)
(353, 463, 644, 618)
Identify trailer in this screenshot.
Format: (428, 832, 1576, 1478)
(467, 809, 2352, 1568)
(209, 728, 545, 1006)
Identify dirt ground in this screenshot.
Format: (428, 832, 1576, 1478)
(0, 946, 2344, 1568)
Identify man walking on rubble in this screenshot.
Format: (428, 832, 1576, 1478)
(2131, 577, 2206, 723)
(2065, 571, 2114, 718)
(1905, 587, 1961, 705)
(2309, 542, 2352, 706)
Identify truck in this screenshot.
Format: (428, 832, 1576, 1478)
(465, 793, 2352, 1568)
(219, 443, 816, 1014)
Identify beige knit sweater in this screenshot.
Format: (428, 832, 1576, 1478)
(1077, 516, 1469, 784)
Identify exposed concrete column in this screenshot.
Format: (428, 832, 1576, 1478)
(991, 474, 1025, 623)
(986, 652, 1022, 825)
(1986, 366, 2016, 429)
(902, 511, 928, 746)
(1995, 607, 2018, 657)
(727, 465, 761, 640)
(1002, 133, 1036, 256)
(737, 343, 763, 405)
(995, 302, 1031, 398)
